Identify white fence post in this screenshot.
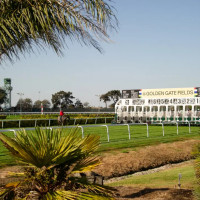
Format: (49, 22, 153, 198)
(78, 126, 84, 138)
(188, 122, 191, 134)
(162, 123, 164, 136)
(19, 120, 21, 128)
(146, 123, 149, 137)
(127, 124, 131, 140)
(176, 122, 179, 135)
(102, 125, 109, 142)
(35, 120, 37, 127)
(10, 129, 17, 136)
(74, 119, 76, 125)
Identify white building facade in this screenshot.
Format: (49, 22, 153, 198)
(115, 87, 200, 123)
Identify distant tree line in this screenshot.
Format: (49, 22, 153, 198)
(0, 89, 121, 112)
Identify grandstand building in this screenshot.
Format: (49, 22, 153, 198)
(115, 87, 200, 123)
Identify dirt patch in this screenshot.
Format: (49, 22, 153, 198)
(94, 139, 200, 178)
(0, 166, 24, 186)
(114, 186, 194, 200)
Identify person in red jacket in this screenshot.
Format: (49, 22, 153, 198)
(59, 110, 64, 122)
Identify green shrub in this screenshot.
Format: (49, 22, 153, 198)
(0, 115, 7, 119)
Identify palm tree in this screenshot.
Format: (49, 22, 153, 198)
(0, 0, 117, 64)
(0, 127, 114, 199)
(100, 94, 110, 108)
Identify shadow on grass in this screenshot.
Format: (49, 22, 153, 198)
(116, 187, 193, 199)
(124, 188, 169, 198)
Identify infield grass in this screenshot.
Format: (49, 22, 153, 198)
(0, 125, 199, 167)
(107, 161, 196, 189)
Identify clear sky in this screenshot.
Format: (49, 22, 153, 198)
(1, 0, 200, 108)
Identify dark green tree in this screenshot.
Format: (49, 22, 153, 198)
(33, 100, 42, 109)
(16, 98, 33, 111)
(33, 99, 51, 110)
(100, 90, 121, 108)
(107, 90, 121, 104)
(74, 99, 83, 109)
(51, 91, 75, 109)
(42, 99, 51, 109)
(0, 0, 117, 64)
(100, 93, 110, 108)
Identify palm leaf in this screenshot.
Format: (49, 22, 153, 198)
(0, 127, 100, 169)
(42, 190, 114, 200)
(0, 0, 117, 63)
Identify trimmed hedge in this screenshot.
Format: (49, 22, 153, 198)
(0, 117, 114, 128)
(0, 115, 7, 119)
(20, 113, 114, 120)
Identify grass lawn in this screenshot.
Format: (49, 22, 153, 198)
(107, 161, 197, 189)
(0, 125, 199, 167)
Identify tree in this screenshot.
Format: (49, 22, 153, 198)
(42, 99, 51, 109)
(0, 0, 117, 64)
(51, 91, 75, 109)
(107, 90, 121, 104)
(83, 102, 90, 108)
(74, 99, 83, 109)
(100, 90, 121, 108)
(23, 98, 33, 111)
(0, 88, 7, 106)
(33, 100, 42, 110)
(34, 99, 51, 110)
(16, 98, 33, 112)
(100, 94, 110, 108)
(0, 128, 114, 199)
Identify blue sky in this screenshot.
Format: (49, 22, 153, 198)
(1, 0, 200, 107)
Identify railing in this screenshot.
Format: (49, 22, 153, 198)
(0, 111, 115, 115)
(0, 122, 195, 143)
(0, 117, 114, 129)
(0, 123, 149, 142)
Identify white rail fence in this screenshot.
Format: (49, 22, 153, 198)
(0, 117, 115, 129)
(0, 122, 194, 143)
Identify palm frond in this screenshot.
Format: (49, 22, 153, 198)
(0, 127, 100, 169)
(42, 190, 114, 200)
(0, 0, 117, 64)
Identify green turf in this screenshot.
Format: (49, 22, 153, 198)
(107, 162, 196, 189)
(0, 125, 199, 167)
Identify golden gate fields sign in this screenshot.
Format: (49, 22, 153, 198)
(139, 88, 197, 98)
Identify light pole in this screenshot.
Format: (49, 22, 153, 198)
(95, 94, 101, 112)
(17, 93, 24, 113)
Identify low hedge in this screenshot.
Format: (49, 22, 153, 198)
(20, 113, 115, 120)
(0, 115, 7, 119)
(1, 117, 114, 128)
